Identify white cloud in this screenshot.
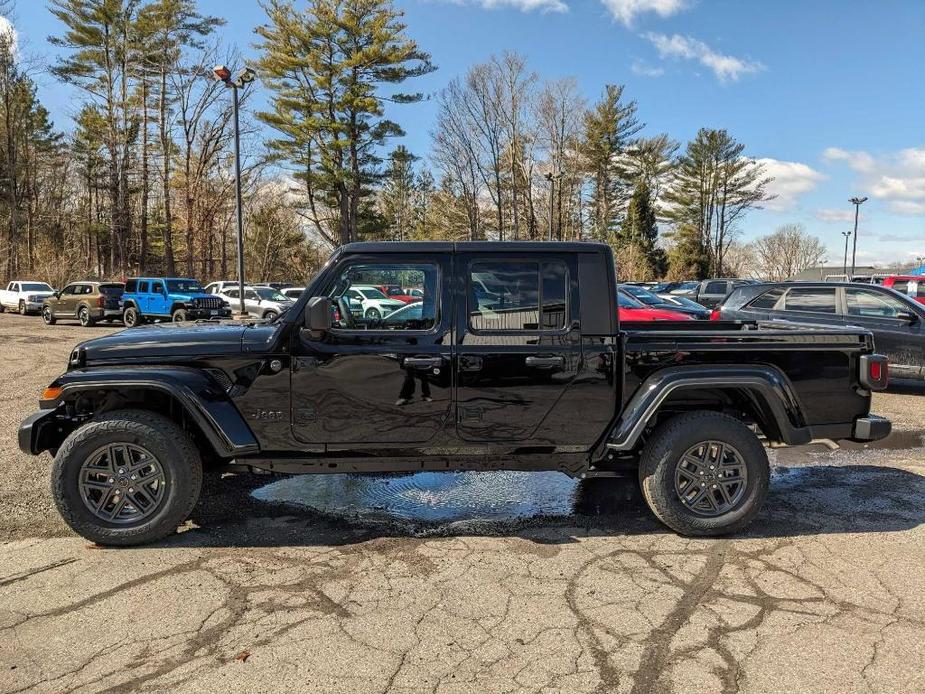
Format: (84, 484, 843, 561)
(824, 146, 925, 216)
(467, 0, 568, 12)
(815, 208, 855, 223)
(754, 158, 825, 211)
(630, 58, 664, 77)
(601, 0, 686, 26)
(643, 33, 764, 83)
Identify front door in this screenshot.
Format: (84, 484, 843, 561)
(148, 280, 168, 315)
(844, 286, 925, 376)
(290, 254, 453, 446)
(455, 253, 582, 445)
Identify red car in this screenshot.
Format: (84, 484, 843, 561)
(618, 291, 693, 321)
(376, 285, 424, 304)
(881, 276, 925, 305)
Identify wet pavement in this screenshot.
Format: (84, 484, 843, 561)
(1, 313, 924, 693)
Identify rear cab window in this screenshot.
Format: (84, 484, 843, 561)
(704, 281, 728, 295)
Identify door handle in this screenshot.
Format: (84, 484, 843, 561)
(460, 356, 483, 372)
(404, 356, 443, 370)
(525, 355, 564, 368)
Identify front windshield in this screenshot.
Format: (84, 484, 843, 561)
(359, 287, 388, 300)
(22, 282, 53, 292)
(618, 291, 644, 308)
(166, 279, 204, 293)
(254, 287, 288, 301)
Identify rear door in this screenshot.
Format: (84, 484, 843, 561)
(843, 286, 925, 377)
(773, 286, 843, 327)
(455, 252, 582, 444)
(290, 253, 452, 446)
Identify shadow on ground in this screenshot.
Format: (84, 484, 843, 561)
(153, 459, 925, 551)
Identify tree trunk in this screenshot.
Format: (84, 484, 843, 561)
(159, 62, 175, 275)
(140, 77, 149, 274)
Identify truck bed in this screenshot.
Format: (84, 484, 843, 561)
(621, 320, 874, 351)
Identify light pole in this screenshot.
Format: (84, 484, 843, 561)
(544, 170, 563, 241)
(841, 231, 852, 276)
(213, 64, 256, 318)
(848, 196, 867, 279)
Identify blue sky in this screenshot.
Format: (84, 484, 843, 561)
(11, 0, 925, 266)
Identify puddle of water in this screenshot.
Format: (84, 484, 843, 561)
(252, 471, 584, 525)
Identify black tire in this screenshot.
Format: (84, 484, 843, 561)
(42, 306, 56, 325)
(123, 306, 141, 327)
(51, 409, 203, 546)
(78, 306, 95, 327)
(262, 310, 278, 322)
(172, 308, 188, 322)
(19, 300, 27, 315)
(0, 303, 5, 312)
(365, 307, 381, 321)
(638, 412, 769, 536)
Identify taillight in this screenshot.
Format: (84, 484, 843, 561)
(710, 309, 722, 321)
(859, 354, 889, 391)
(97, 295, 105, 307)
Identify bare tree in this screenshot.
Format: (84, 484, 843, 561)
(753, 224, 826, 280)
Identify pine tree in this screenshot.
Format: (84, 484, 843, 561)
(581, 84, 642, 241)
(257, 0, 434, 246)
(380, 144, 417, 241)
(617, 179, 664, 278)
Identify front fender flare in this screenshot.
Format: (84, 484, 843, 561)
(606, 365, 811, 452)
(42, 366, 259, 458)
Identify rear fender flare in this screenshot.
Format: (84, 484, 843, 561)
(605, 365, 810, 453)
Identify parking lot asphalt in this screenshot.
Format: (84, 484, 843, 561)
(1, 312, 923, 693)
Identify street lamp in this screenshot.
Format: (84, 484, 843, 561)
(841, 231, 852, 276)
(544, 170, 563, 241)
(213, 65, 256, 318)
(848, 196, 868, 279)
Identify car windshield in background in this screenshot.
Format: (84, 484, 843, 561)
(667, 296, 704, 309)
(618, 291, 644, 308)
(359, 287, 389, 300)
(166, 280, 204, 293)
(99, 284, 124, 294)
(622, 285, 662, 305)
(254, 287, 287, 301)
(21, 283, 53, 292)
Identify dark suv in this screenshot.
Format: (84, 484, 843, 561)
(42, 282, 124, 326)
(717, 281, 925, 380)
(695, 278, 760, 309)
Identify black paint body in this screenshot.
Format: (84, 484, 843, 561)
(21, 242, 888, 475)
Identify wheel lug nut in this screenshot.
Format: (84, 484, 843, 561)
(699, 471, 704, 475)
(128, 487, 134, 493)
(108, 477, 114, 483)
(130, 475, 136, 480)
(701, 482, 705, 487)
(119, 468, 125, 474)
(709, 465, 715, 470)
(712, 484, 717, 489)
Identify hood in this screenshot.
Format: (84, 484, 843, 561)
(75, 321, 260, 363)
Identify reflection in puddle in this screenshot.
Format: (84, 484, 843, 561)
(252, 471, 636, 526)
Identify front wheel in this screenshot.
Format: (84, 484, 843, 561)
(365, 307, 381, 321)
(123, 306, 141, 327)
(638, 412, 769, 536)
(262, 310, 278, 322)
(51, 409, 203, 546)
(78, 307, 95, 327)
(42, 306, 56, 325)
(171, 308, 188, 322)
(19, 300, 27, 315)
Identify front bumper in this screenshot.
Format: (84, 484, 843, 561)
(852, 414, 892, 442)
(188, 308, 232, 320)
(23, 301, 44, 313)
(19, 409, 61, 455)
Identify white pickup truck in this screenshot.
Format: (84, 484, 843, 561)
(0, 280, 56, 315)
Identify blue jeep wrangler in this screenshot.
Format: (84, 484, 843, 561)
(121, 277, 231, 326)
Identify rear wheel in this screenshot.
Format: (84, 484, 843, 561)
(51, 409, 203, 546)
(638, 412, 769, 536)
(123, 306, 141, 327)
(78, 306, 95, 327)
(42, 306, 56, 325)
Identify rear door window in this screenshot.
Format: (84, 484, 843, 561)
(137, 281, 150, 293)
(783, 287, 837, 314)
(468, 260, 567, 332)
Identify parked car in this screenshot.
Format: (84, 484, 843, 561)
(695, 278, 760, 309)
(0, 280, 56, 315)
(375, 285, 424, 304)
(20, 240, 890, 546)
(256, 282, 294, 291)
(42, 282, 124, 326)
(121, 277, 230, 326)
(216, 285, 293, 320)
(621, 284, 711, 319)
(281, 287, 304, 300)
(881, 275, 925, 305)
(716, 281, 925, 380)
(651, 280, 700, 298)
(345, 285, 405, 320)
(203, 280, 239, 296)
(617, 290, 694, 321)
(658, 293, 713, 319)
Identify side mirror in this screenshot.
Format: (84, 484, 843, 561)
(303, 296, 332, 337)
(895, 311, 918, 324)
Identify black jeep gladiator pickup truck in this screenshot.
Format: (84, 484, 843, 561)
(19, 242, 891, 545)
